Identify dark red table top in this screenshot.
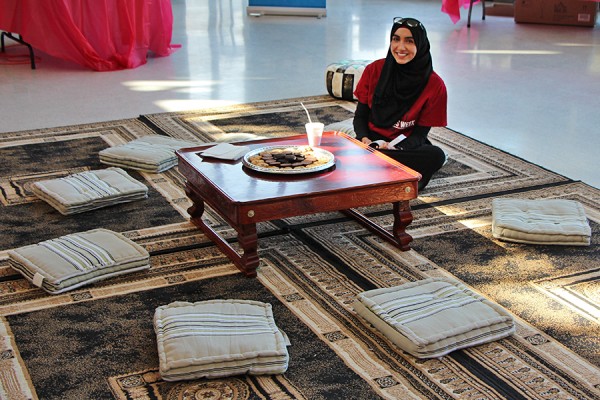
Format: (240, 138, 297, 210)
(176, 132, 421, 204)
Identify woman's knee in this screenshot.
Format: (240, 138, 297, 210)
(426, 145, 447, 171)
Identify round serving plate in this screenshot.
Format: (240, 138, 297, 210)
(242, 145, 335, 175)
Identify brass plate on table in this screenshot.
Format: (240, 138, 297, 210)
(242, 145, 335, 175)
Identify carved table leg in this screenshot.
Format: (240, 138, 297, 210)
(237, 224, 259, 278)
(184, 183, 259, 278)
(185, 184, 205, 220)
(392, 200, 414, 251)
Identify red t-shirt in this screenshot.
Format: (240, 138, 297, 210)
(354, 58, 448, 140)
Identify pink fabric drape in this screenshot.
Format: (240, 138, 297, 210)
(0, 0, 176, 71)
(441, 0, 480, 24)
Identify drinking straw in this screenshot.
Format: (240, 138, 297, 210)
(300, 102, 313, 123)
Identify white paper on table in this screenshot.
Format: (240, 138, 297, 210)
(200, 143, 250, 160)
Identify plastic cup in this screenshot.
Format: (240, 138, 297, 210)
(305, 122, 324, 147)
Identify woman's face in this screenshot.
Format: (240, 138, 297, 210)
(390, 27, 417, 64)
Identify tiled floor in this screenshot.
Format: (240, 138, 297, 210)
(1, 0, 599, 188)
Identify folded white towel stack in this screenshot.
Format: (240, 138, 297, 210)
(8, 229, 150, 294)
(154, 299, 290, 381)
(99, 135, 197, 172)
(31, 167, 148, 215)
(354, 278, 515, 358)
(492, 198, 591, 245)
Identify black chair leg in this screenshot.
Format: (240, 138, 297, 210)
(482, 0, 486, 21)
(468, 0, 474, 27)
(467, 0, 486, 27)
(0, 32, 36, 69)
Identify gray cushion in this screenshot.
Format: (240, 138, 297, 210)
(354, 278, 515, 359)
(492, 198, 591, 245)
(154, 299, 290, 381)
(31, 167, 148, 215)
(324, 118, 356, 138)
(8, 228, 150, 294)
(99, 136, 197, 172)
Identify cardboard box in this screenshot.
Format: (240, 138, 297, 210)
(486, 2, 515, 17)
(514, 0, 598, 26)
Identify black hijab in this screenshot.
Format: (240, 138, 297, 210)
(371, 18, 433, 128)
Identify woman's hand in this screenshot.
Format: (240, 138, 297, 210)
(361, 137, 372, 145)
(373, 140, 389, 149)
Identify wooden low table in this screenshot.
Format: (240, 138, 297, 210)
(177, 132, 421, 277)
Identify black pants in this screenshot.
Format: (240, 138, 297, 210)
(379, 145, 446, 190)
(369, 131, 446, 191)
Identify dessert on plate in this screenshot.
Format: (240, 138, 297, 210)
(246, 146, 332, 171)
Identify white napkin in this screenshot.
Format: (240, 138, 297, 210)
(370, 134, 407, 150)
(200, 143, 250, 161)
(388, 134, 407, 148)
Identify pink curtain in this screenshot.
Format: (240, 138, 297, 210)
(441, 0, 480, 24)
(0, 0, 176, 71)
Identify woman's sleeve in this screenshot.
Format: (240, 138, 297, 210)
(395, 125, 430, 150)
(353, 102, 371, 140)
(418, 75, 448, 127)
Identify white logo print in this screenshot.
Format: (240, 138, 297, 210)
(392, 120, 415, 130)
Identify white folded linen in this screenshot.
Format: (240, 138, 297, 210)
(31, 167, 148, 215)
(154, 299, 290, 381)
(200, 143, 250, 160)
(354, 278, 515, 359)
(99, 136, 197, 172)
(492, 198, 591, 245)
(8, 229, 150, 294)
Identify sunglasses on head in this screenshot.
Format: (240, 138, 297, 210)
(392, 17, 423, 29)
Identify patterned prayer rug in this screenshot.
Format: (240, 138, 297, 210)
(1, 96, 598, 399)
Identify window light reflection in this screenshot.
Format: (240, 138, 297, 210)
(155, 99, 240, 112)
(122, 80, 219, 92)
(459, 50, 561, 55)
